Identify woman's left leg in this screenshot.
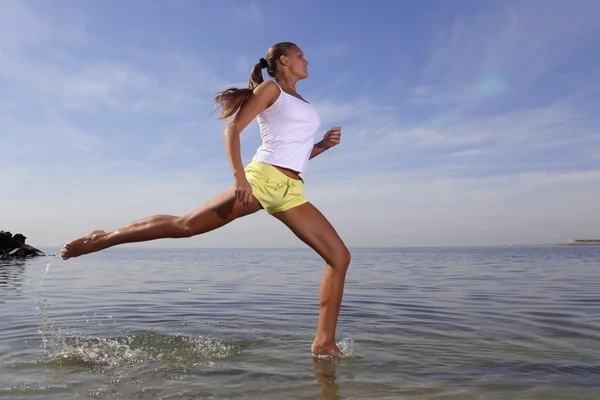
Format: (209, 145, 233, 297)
(272, 202, 351, 357)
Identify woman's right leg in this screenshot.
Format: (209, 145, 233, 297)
(272, 202, 351, 357)
(60, 186, 262, 260)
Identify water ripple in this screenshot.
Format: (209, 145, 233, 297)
(1, 246, 599, 399)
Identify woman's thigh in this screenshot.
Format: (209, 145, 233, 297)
(272, 202, 350, 267)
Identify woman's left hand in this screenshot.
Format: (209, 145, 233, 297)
(323, 126, 342, 149)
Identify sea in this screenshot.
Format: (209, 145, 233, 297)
(1, 245, 599, 399)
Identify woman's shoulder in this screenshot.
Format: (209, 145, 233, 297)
(255, 79, 281, 94)
(254, 80, 283, 109)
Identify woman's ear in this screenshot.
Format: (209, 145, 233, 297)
(278, 54, 289, 67)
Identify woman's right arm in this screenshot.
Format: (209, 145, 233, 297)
(223, 80, 279, 205)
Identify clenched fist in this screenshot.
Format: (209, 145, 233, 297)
(322, 126, 342, 149)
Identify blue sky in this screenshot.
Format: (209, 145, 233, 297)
(1, 0, 599, 248)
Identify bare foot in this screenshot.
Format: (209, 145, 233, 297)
(60, 230, 105, 260)
(311, 341, 344, 358)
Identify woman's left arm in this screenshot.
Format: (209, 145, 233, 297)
(310, 126, 341, 159)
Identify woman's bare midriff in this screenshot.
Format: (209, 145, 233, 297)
(273, 165, 303, 181)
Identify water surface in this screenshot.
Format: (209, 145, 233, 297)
(1, 246, 599, 399)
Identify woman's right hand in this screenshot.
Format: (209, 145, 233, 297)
(234, 176, 254, 206)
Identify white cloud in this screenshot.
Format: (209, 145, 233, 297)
(6, 156, 599, 249)
(0, 2, 234, 248)
(0, 2, 233, 163)
(306, 98, 590, 182)
(299, 2, 599, 247)
(444, 149, 487, 158)
(303, 167, 600, 247)
(312, 98, 379, 128)
(0, 1, 88, 49)
(417, 1, 599, 88)
(232, 1, 264, 24)
(1, 1, 599, 251)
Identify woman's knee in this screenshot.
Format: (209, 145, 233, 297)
(329, 246, 351, 271)
(174, 216, 197, 238)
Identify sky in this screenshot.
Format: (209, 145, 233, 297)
(1, 0, 599, 249)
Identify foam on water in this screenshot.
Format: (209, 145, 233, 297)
(43, 331, 250, 369)
(33, 258, 250, 371)
(338, 337, 354, 355)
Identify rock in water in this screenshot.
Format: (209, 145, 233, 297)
(0, 230, 45, 260)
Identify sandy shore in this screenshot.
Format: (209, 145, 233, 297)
(558, 239, 600, 246)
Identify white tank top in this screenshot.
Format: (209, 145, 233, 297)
(252, 81, 321, 178)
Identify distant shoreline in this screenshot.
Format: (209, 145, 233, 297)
(558, 239, 600, 246)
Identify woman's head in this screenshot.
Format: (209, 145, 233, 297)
(214, 42, 309, 119)
(249, 42, 309, 88)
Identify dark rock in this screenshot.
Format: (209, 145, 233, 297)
(0, 230, 45, 260)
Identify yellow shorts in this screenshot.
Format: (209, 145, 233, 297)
(244, 160, 308, 214)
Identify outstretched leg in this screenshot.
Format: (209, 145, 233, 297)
(272, 202, 351, 357)
(61, 186, 262, 259)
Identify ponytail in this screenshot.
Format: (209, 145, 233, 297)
(214, 42, 298, 119)
(213, 62, 266, 120)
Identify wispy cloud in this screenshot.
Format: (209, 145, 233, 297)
(0, 3, 228, 163)
(308, 1, 599, 179)
(298, 1, 600, 247)
(231, 1, 264, 24)
(1, 1, 598, 248)
(0, 2, 234, 246)
(304, 166, 600, 246)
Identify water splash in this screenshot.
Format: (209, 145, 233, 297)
(42, 331, 251, 369)
(311, 337, 356, 359)
(34, 258, 59, 354)
(31, 256, 252, 372)
(44, 259, 53, 274)
(338, 337, 354, 356)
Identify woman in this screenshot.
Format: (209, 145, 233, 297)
(60, 42, 351, 357)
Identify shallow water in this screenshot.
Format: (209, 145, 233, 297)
(1, 246, 599, 399)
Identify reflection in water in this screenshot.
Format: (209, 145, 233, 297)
(0, 259, 26, 291)
(313, 357, 341, 400)
(2, 247, 599, 399)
